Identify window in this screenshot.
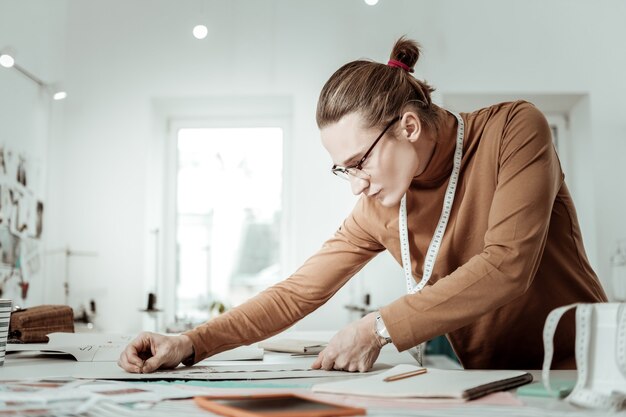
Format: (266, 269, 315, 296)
(546, 114, 568, 174)
(176, 127, 283, 322)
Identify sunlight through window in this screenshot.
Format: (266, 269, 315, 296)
(176, 127, 283, 321)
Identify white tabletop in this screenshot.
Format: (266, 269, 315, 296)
(0, 331, 585, 416)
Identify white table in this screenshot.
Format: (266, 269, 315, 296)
(0, 331, 590, 416)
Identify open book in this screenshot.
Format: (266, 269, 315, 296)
(312, 364, 533, 401)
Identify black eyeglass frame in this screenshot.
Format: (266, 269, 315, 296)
(331, 116, 401, 179)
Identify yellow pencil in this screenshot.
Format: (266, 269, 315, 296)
(383, 368, 428, 382)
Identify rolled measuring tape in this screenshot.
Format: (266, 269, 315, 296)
(542, 303, 626, 411)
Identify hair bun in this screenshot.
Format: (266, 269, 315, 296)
(389, 36, 421, 72)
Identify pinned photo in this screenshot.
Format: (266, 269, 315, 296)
(0, 226, 19, 267)
(0, 185, 12, 226)
(0, 146, 6, 177)
(16, 156, 27, 187)
(9, 189, 36, 239)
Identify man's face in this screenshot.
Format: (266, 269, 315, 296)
(320, 112, 420, 208)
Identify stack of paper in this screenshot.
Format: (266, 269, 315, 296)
(0, 299, 11, 366)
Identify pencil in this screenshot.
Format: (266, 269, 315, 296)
(383, 368, 428, 382)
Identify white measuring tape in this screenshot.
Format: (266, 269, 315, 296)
(399, 111, 463, 364)
(399, 111, 464, 295)
(542, 303, 626, 411)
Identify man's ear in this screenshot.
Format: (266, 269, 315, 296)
(400, 111, 422, 143)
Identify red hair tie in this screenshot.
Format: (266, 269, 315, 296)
(387, 59, 414, 73)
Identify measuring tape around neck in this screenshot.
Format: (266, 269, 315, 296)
(399, 111, 464, 294)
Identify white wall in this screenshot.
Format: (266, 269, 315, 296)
(0, 0, 67, 306)
(6, 0, 623, 332)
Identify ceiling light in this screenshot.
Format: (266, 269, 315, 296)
(192, 24, 208, 40)
(364, 0, 379, 5)
(0, 53, 15, 68)
(2, 47, 67, 101)
(50, 83, 67, 100)
(53, 91, 67, 100)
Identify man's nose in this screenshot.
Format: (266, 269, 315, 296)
(350, 175, 369, 196)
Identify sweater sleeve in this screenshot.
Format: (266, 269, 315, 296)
(380, 102, 563, 352)
(182, 199, 384, 364)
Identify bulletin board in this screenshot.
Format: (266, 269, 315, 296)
(0, 144, 43, 301)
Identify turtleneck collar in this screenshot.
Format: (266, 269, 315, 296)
(411, 112, 462, 188)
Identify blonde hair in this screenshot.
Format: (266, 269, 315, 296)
(316, 37, 442, 133)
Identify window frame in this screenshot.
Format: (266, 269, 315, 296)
(545, 113, 569, 175)
(158, 100, 292, 329)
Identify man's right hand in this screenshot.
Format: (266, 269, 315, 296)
(117, 332, 194, 373)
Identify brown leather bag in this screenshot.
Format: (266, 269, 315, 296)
(9, 305, 74, 343)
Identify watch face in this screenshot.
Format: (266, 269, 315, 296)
(376, 316, 391, 341)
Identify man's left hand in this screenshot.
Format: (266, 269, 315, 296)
(311, 312, 384, 373)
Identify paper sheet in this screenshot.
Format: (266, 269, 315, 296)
(0, 378, 211, 416)
(6, 332, 137, 361)
(313, 364, 532, 399)
(70, 380, 210, 403)
(84, 399, 211, 417)
(307, 391, 524, 409)
(7, 333, 263, 362)
(72, 361, 391, 381)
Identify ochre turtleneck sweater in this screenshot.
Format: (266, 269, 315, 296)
(184, 101, 607, 369)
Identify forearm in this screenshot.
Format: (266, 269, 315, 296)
(183, 277, 328, 363)
(183, 204, 384, 364)
(380, 252, 531, 351)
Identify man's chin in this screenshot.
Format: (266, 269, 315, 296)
(377, 194, 401, 208)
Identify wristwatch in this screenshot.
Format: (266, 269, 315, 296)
(375, 313, 392, 345)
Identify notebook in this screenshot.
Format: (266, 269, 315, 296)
(312, 364, 533, 401)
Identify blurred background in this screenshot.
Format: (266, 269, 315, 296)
(0, 0, 624, 336)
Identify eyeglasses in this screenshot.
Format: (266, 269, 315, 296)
(331, 116, 400, 181)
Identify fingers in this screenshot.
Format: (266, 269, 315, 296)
(320, 351, 336, 371)
(117, 346, 144, 373)
(130, 332, 153, 352)
(311, 347, 380, 373)
(117, 332, 157, 373)
(124, 333, 188, 373)
(311, 351, 371, 373)
(141, 354, 164, 374)
(313, 347, 360, 372)
(333, 357, 348, 371)
(311, 354, 322, 369)
(312, 349, 337, 371)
